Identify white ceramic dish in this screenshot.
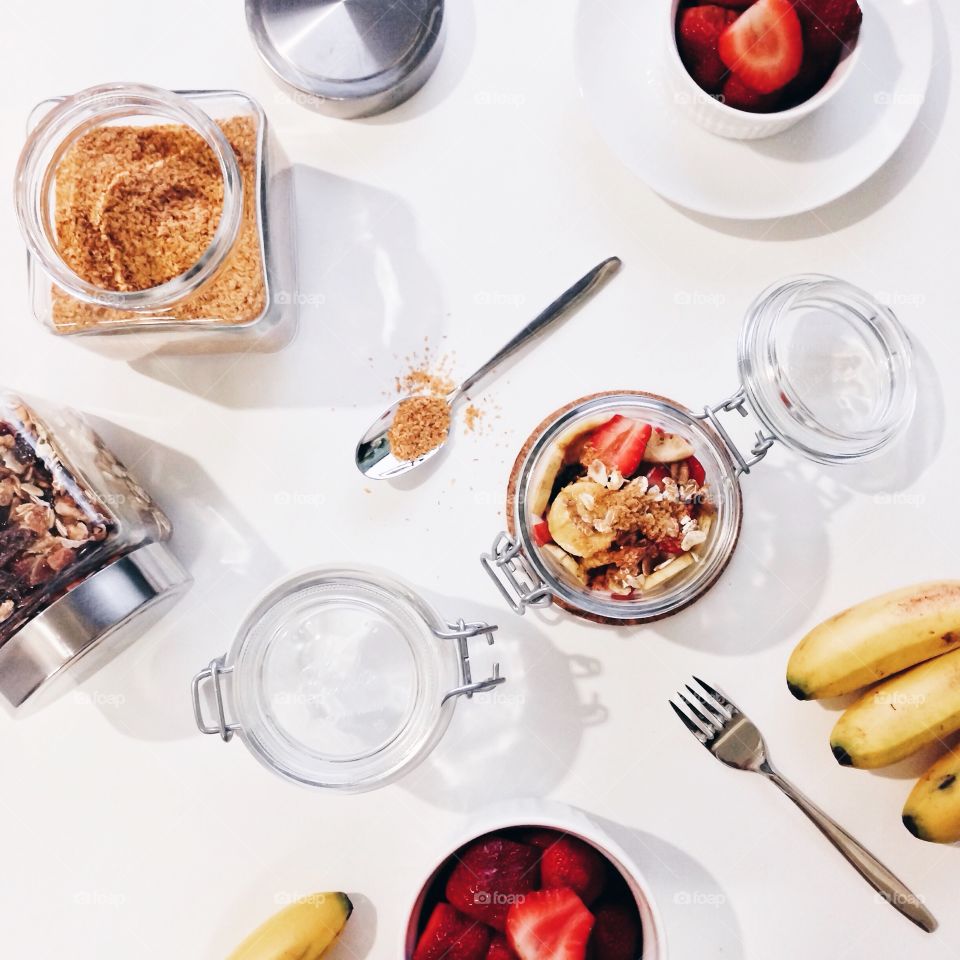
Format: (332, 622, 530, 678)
(402, 799, 667, 959)
(665, 0, 860, 140)
(575, 0, 933, 219)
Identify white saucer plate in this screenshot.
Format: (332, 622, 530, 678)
(574, 0, 934, 220)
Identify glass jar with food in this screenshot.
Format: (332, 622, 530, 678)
(483, 275, 917, 624)
(15, 83, 296, 358)
(192, 567, 506, 792)
(0, 392, 190, 707)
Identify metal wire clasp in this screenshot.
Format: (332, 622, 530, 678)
(436, 619, 507, 706)
(192, 656, 239, 741)
(480, 531, 553, 614)
(698, 388, 776, 476)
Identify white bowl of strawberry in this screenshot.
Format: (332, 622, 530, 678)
(406, 802, 666, 960)
(670, 0, 863, 139)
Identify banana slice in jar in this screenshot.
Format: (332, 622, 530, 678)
(546, 481, 616, 558)
(540, 544, 588, 586)
(528, 415, 615, 517)
(644, 431, 694, 463)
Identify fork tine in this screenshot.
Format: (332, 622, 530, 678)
(669, 699, 709, 744)
(684, 683, 730, 727)
(677, 691, 718, 736)
(693, 676, 738, 714)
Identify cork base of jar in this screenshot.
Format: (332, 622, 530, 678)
(505, 390, 743, 626)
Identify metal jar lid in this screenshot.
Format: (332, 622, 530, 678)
(0, 543, 191, 709)
(245, 0, 445, 119)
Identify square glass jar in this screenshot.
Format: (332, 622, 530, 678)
(0, 391, 190, 707)
(15, 83, 297, 359)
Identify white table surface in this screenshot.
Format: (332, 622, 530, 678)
(0, 1, 957, 957)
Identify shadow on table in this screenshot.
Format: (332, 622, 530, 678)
(76, 420, 285, 741)
(595, 816, 745, 960)
(675, 0, 951, 239)
(400, 591, 605, 811)
(130, 164, 446, 409)
(654, 337, 943, 656)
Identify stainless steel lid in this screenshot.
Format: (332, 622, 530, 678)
(0, 543, 191, 708)
(246, 0, 445, 119)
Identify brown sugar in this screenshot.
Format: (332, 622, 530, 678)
(51, 115, 265, 330)
(464, 403, 484, 433)
(388, 396, 451, 462)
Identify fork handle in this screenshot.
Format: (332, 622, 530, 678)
(763, 768, 937, 932)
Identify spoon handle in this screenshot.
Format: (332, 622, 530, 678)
(454, 256, 621, 399)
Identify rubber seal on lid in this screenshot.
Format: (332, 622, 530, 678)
(737, 275, 916, 464)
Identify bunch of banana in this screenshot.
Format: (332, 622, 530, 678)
(226, 892, 352, 960)
(787, 581, 960, 843)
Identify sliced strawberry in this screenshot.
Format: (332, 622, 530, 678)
(718, 0, 804, 94)
(658, 537, 683, 555)
(645, 465, 670, 488)
(541, 837, 607, 906)
(677, 5, 739, 93)
(516, 828, 562, 852)
(722, 72, 783, 111)
(580, 416, 652, 478)
(446, 837, 541, 932)
(507, 888, 596, 960)
(779, 51, 838, 105)
(714, 0, 756, 6)
(488, 934, 519, 960)
(414, 903, 490, 960)
(794, 0, 862, 53)
(685, 456, 707, 486)
(532, 520, 554, 547)
(589, 903, 642, 960)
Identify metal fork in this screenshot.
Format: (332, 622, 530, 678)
(670, 677, 937, 933)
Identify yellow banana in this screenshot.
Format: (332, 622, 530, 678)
(546, 481, 615, 558)
(830, 648, 960, 768)
(787, 581, 960, 700)
(903, 747, 960, 843)
(227, 893, 352, 960)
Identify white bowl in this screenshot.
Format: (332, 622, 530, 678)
(666, 0, 862, 140)
(402, 799, 668, 959)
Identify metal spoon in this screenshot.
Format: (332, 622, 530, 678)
(356, 256, 622, 480)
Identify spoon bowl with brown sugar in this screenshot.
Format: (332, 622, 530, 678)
(355, 257, 622, 481)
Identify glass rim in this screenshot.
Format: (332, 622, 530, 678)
(15, 82, 245, 311)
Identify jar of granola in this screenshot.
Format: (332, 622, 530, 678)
(15, 83, 296, 358)
(0, 392, 190, 707)
(191, 567, 505, 792)
(483, 276, 917, 625)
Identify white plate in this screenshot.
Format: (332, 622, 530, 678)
(574, 0, 934, 220)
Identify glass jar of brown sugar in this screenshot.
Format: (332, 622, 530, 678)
(15, 83, 297, 359)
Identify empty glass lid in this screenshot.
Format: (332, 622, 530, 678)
(738, 275, 916, 464)
(193, 568, 504, 792)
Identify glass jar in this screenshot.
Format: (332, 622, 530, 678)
(483, 275, 916, 625)
(15, 83, 297, 359)
(0, 392, 190, 707)
(192, 568, 506, 792)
